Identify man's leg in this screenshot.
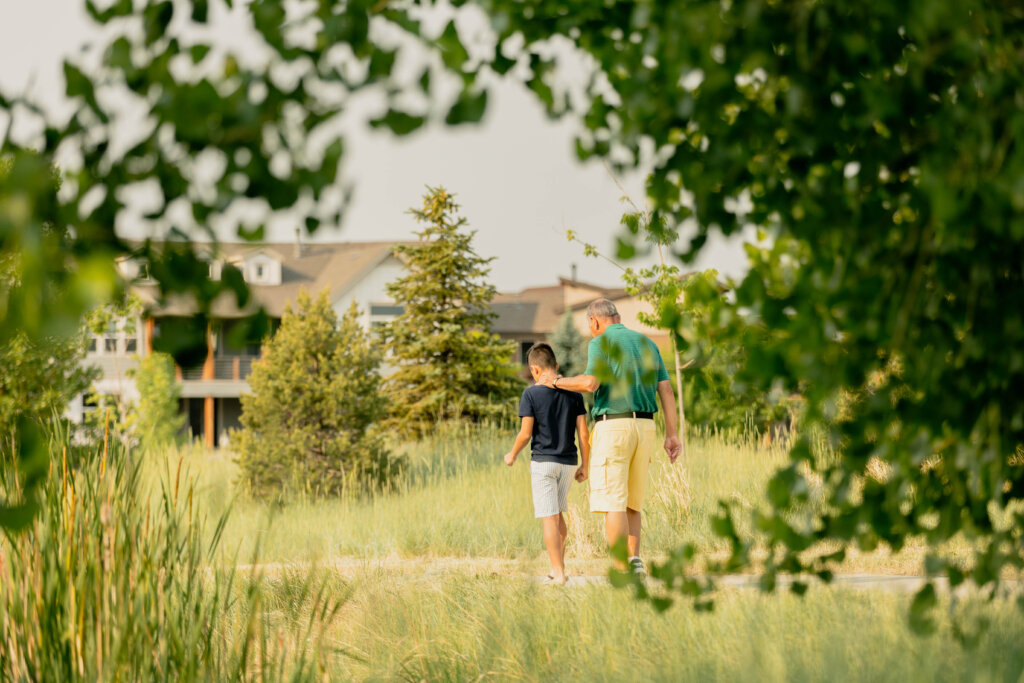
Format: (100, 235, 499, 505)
(624, 421, 656, 574)
(604, 511, 630, 570)
(541, 514, 567, 583)
(626, 507, 642, 558)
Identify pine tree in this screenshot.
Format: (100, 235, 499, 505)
(547, 311, 589, 378)
(235, 290, 396, 497)
(383, 187, 522, 435)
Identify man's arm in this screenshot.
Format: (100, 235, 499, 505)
(575, 414, 591, 482)
(657, 379, 683, 464)
(542, 374, 600, 393)
(504, 416, 535, 466)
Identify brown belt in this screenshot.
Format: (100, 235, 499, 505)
(596, 411, 654, 421)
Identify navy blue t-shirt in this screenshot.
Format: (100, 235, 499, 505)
(518, 385, 586, 465)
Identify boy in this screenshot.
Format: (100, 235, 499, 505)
(503, 342, 590, 585)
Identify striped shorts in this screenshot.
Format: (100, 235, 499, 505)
(530, 460, 576, 518)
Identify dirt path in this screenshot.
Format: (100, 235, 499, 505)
(231, 556, 1018, 594)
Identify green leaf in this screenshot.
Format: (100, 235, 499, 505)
(143, 1, 174, 45)
(370, 110, 426, 136)
(191, 0, 209, 23)
(190, 45, 212, 63)
(445, 90, 488, 126)
(437, 21, 468, 71)
(909, 584, 938, 636)
(608, 568, 634, 588)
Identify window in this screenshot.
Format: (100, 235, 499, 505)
(370, 304, 404, 317)
(255, 264, 265, 279)
(125, 338, 137, 353)
(520, 341, 533, 364)
(105, 338, 119, 352)
(88, 337, 97, 353)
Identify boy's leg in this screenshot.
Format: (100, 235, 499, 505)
(533, 462, 567, 583)
(559, 512, 568, 564)
(541, 515, 567, 583)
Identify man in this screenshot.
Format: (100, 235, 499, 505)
(542, 298, 682, 576)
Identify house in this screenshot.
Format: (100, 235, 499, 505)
(491, 276, 672, 363)
(78, 239, 411, 448)
(78, 239, 675, 449)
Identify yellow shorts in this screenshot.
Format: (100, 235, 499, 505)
(589, 418, 658, 513)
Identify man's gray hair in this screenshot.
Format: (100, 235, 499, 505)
(587, 298, 619, 319)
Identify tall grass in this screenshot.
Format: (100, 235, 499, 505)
(260, 571, 1024, 682)
(184, 423, 794, 564)
(0, 420, 340, 680)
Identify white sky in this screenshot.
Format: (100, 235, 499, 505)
(0, 0, 749, 292)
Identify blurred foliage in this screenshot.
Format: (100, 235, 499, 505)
(382, 187, 523, 435)
(468, 0, 1024, 627)
(235, 290, 398, 497)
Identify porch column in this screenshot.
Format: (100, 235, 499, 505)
(203, 324, 215, 448)
(144, 317, 155, 355)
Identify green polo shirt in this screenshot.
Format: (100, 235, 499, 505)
(584, 324, 670, 417)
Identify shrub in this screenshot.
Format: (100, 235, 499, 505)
(235, 290, 399, 497)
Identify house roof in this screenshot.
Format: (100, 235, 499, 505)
(491, 285, 566, 335)
(136, 241, 411, 318)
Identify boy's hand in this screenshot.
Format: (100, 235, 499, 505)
(575, 466, 588, 482)
(503, 452, 517, 467)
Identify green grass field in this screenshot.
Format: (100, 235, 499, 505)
(132, 423, 1024, 681)
(175, 423, 950, 575)
(4, 422, 1020, 680)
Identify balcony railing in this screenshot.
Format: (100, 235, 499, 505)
(179, 355, 259, 381)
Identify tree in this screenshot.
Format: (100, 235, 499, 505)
(382, 187, 522, 435)
(547, 312, 588, 378)
(235, 290, 396, 497)
(128, 352, 185, 451)
(0, 332, 96, 450)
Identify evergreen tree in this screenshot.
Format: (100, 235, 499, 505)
(383, 187, 522, 435)
(547, 311, 589, 378)
(128, 352, 184, 450)
(235, 290, 396, 497)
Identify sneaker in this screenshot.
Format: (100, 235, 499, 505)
(628, 556, 646, 578)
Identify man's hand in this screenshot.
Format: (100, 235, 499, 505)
(664, 435, 682, 464)
(575, 465, 589, 482)
(504, 451, 517, 467)
(537, 371, 559, 389)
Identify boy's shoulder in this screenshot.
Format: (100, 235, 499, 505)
(523, 384, 581, 400)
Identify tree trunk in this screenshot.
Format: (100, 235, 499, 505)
(673, 344, 686, 463)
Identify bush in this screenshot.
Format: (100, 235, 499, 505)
(128, 351, 185, 450)
(235, 290, 399, 497)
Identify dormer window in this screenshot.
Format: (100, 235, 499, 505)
(240, 251, 282, 285)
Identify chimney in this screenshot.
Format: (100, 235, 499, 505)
(294, 227, 303, 258)
(571, 263, 578, 282)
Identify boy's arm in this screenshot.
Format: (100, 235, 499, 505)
(504, 417, 534, 466)
(574, 415, 591, 481)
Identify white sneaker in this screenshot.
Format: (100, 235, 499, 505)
(628, 556, 646, 578)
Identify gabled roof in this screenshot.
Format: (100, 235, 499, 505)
(491, 284, 566, 335)
(136, 241, 412, 318)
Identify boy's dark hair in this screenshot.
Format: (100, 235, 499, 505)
(527, 342, 558, 370)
